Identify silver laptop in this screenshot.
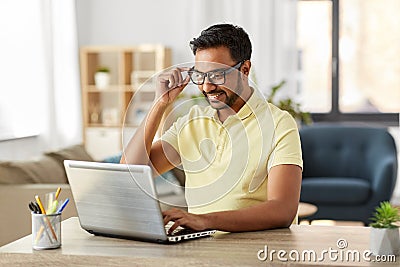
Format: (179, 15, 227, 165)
(64, 160, 216, 243)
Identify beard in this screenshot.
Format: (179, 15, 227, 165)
(202, 74, 243, 110)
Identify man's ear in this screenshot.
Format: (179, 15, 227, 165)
(241, 60, 251, 76)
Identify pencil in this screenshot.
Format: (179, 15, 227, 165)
(35, 198, 69, 244)
(55, 187, 61, 200)
(35, 195, 58, 241)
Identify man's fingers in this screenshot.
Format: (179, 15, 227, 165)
(163, 210, 182, 234)
(172, 75, 190, 90)
(157, 67, 191, 93)
(176, 66, 191, 72)
(172, 69, 190, 88)
(168, 218, 187, 234)
(183, 75, 190, 85)
(162, 208, 181, 224)
(168, 222, 179, 234)
(167, 75, 176, 88)
(173, 69, 182, 85)
(163, 213, 175, 225)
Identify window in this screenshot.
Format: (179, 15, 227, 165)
(297, 0, 400, 126)
(0, 1, 45, 140)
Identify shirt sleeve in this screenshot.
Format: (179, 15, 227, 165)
(160, 117, 182, 154)
(267, 110, 303, 171)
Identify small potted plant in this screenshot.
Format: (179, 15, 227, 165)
(369, 201, 400, 256)
(266, 80, 312, 126)
(95, 66, 110, 90)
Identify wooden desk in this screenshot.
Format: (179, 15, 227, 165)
(0, 217, 398, 266)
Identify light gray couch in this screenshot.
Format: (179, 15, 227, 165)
(0, 145, 187, 246)
(0, 144, 92, 246)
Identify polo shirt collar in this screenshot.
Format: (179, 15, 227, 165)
(207, 88, 265, 121)
(236, 89, 262, 120)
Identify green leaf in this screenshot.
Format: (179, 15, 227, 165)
(369, 201, 400, 228)
(96, 66, 110, 73)
(266, 80, 312, 125)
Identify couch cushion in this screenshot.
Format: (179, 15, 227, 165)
(0, 161, 34, 184)
(102, 153, 122, 163)
(45, 144, 94, 166)
(300, 177, 371, 205)
(0, 156, 67, 184)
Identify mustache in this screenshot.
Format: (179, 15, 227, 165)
(202, 90, 225, 97)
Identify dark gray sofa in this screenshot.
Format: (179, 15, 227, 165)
(299, 124, 398, 225)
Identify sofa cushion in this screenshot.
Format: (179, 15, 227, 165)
(103, 153, 122, 163)
(301, 177, 371, 205)
(45, 144, 94, 166)
(0, 156, 67, 184)
(0, 161, 34, 184)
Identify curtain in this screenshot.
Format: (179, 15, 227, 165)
(186, 0, 298, 97)
(0, 0, 81, 160)
(0, 0, 44, 141)
(40, 0, 82, 150)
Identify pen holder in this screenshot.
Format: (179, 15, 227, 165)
(31, 212, 61, 250)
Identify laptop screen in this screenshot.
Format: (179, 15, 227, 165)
(64, 160, 168, 241)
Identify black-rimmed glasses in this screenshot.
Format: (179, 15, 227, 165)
(188, 61, 243, 85)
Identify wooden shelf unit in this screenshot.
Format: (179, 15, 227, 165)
(80, 45, 172, 160)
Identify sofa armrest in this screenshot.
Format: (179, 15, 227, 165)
(0, 184, 77, 247)
(371, 156, 397, 194)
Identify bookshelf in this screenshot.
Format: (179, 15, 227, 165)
(79, 45, 171, 160)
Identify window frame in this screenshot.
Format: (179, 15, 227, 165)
(304, 0, 399, 127)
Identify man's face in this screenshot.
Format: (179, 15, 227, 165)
(194, 47, 243, 111)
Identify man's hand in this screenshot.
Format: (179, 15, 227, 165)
(162, 208, 209, 234)
(156, 67, 190, 105)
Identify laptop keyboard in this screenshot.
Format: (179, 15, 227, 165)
(164, 221, 215, 242)
(165, 222, 195, 236)
(169, 228, 196, 236)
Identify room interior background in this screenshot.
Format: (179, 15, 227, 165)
(0, 0, 298, 159)
(0, 0, 399, 202)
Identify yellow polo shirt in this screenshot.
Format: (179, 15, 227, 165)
(161, 90, 303, 214)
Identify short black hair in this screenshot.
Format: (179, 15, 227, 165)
(189, 24, 252, 62)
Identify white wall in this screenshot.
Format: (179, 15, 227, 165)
(76, 0, 193, 65)
(75, 0, 299, 95)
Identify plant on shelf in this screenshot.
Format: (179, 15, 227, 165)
(96, 66, 110, 73)
(369, 201, 400, 256)
(95, 66, 111, 90)
(266, 80, 312, 125)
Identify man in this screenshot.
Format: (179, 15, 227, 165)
(121, 24, 303, 233)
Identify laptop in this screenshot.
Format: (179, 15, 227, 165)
(64, 160, 216, 243)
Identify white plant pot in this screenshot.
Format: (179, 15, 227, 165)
(95, 72, 110, 90)
(370, 227, 400, 256)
